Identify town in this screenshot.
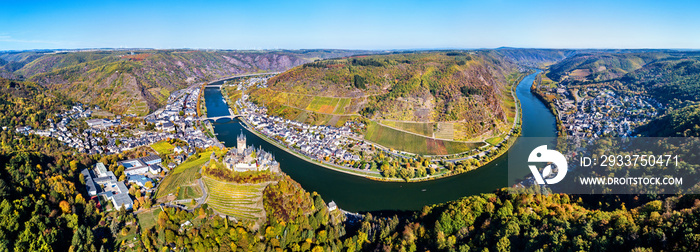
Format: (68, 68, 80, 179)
(19, 84, 220, 155)
(18, 82, 227, 212)
(230, 77, 387, 173)
(541, 86, 663, 137)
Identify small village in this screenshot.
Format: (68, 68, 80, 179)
(547, 86, 663, 137)
(16, 82, 228, 213)
(231, 77, 380, 170)
(19, 84, 220, 155)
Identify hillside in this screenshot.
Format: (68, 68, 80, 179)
(0, 77, 73, 128)
(246, 51, 530, 154)
(546, 52, 669, 83)
(494, 47, 575, 68)
(545, 51, 700, 104)
(0, 49, 367, 115)
(621, 57, 700, 103)
(640, 102, 700, 137)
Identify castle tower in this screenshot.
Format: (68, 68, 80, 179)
(237, 131, 246, 154)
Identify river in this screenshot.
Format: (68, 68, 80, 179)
(203, 70, 556, 212)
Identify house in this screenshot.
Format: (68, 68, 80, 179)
(90, 165, 133, 211)
(127, 174, 153, 187)
(95, 162, 109, 177)
(328, 201, 337, 211)
(119, 158, 149, 176)
(159, 122, 175, 132)
(148, 164, 163, 174)
(111, 188, 133, 210)
(141, 154, 162, 165)
(80, 168, 99, 196)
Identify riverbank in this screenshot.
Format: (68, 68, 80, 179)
(212, 70, 531, 182)
(531, 71, 565, 136)
(236, 117, 397, 180)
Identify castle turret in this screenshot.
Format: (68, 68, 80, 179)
(237, 131, 246, 154)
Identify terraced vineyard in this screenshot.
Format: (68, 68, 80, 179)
(380, 120, 435, 138)
(155, 151, 213, 199)
(202, 177, 268, 222)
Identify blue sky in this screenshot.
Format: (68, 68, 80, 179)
(1, 0, 699, 50)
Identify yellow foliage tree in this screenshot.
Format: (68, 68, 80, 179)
(48, 175, 76, 199)
(59, 200, 71, 214)
(75, 194, 86, 205)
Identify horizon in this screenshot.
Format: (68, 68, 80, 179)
(3, 0, 700, 51)
(4, 47, 700, 53)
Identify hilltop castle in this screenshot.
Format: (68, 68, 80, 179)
(237, 131, 246, 154)
(224, 131, 280, 173)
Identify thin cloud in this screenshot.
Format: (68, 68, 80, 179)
(0, 35, 68, 45)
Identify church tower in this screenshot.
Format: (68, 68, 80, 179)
(237, 131, 246, 154)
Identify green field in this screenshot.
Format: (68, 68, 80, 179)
(365, 121, 480, 155)
(332, 98, 352, 114)
(137, 208, 163, 230)
(150, 141, 175, 155)
(434, 122, 455, 140)
(155, 151, 213, 199)
(485, 136, 504, 146)
(380, 121, 434, 137)
(203, 177, 266, 222)
(444, 141, 481, 154)
(305, 96, 339, 114)
(365, 121, 429, 154)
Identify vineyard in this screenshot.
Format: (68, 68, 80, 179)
(155, 151, 213, 199)
(202, 177, 269, 222)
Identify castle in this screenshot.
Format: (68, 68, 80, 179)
(224, 131, 280, 173)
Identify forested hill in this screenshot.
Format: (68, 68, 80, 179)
(545, 51, 671, 83)
(493, 48, 575, 68)
(0, 49, 368, 115)
(263, 51, 521, 125)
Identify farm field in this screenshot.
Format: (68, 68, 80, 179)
(380, 120, 434, 137)
(501, 84, 517, 125)
(155, 151, 213, 199)
(444, 141, 481, 154)
(202, 177, 267, 222)
(305, 96, 339, 114)
(485, 136, 504, 146)
(127, 101, 149, 116)
(364, 121, 477, 155)
(150, 140, 175, 155)
(434, 122, 455, 140)
(332, 98, 352, 114)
